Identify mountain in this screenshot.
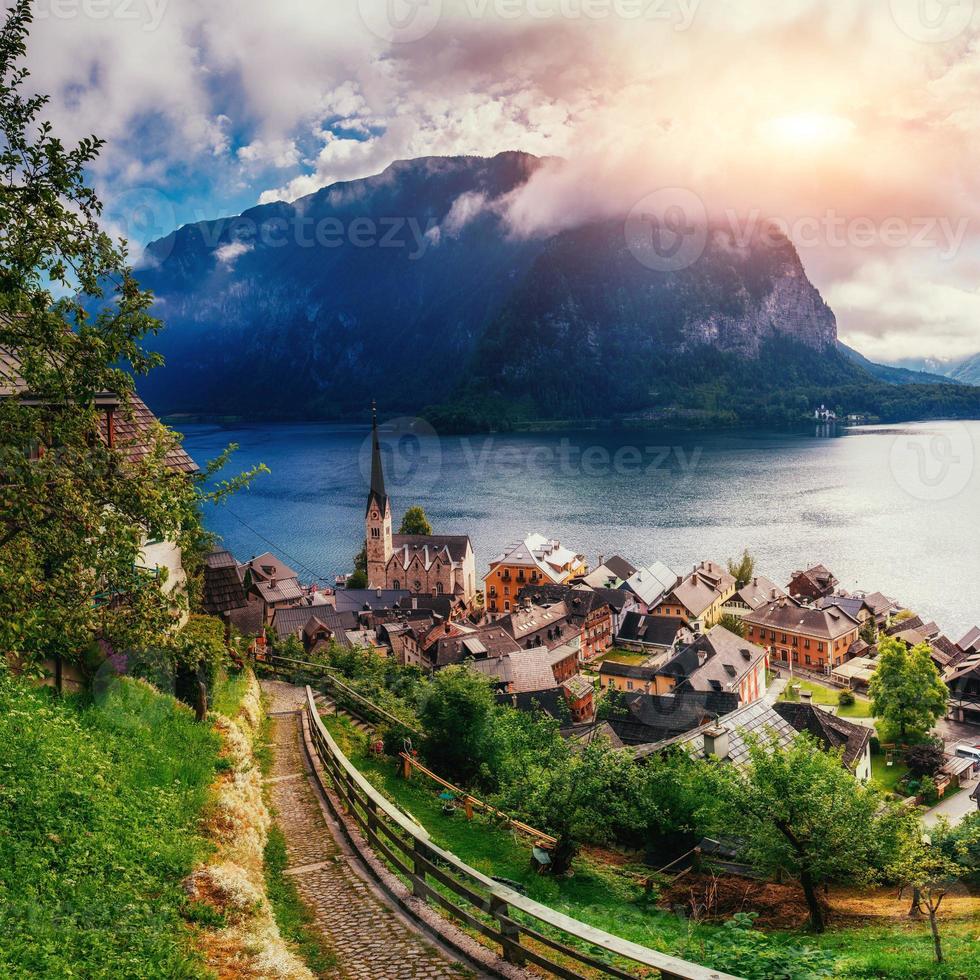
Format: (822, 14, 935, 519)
(948, 352, 980, 386)
(838, 343, 961, 386)
(126, 151, 980, 426)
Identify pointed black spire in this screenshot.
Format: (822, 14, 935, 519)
(366, 400, 388, 516)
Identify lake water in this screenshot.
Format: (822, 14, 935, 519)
(180, 419, 980, 641)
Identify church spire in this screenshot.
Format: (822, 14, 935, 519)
(366, 400, 388, 516)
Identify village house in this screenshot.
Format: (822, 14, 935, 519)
(945, 649, 980, 725)
(364, 408, 476, 605)
(270, 604, 353, 653)
(616, 612, 690, 653)
(787, 564, 839, 602)
(620, 562, 680, 613)
(484, 534, 587, 615)
(513, 585, 615, 662)
(241, 552, 306, 623)
(958, 626, 980, 658)
(721, 576, 786, 619)
(580, 555, 637, 590)
(419, 620, 522, 671)
(598, 660, 660, 695)
(816, 594, 876, 627)
(773, 702, 873, 781)
(743, 596, 861, 672)
(649, 561, 736, 631)
(201, 548, 264, 638)
(654, 626, 768, 704)
(604, 690, 740, 746)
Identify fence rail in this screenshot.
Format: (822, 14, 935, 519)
(262, 654, 421, 735)
(304, 686, 739, 980)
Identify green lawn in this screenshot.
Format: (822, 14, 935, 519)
(0, 674, 221, 978)
(596, 648, 651, 666)
(324, 715, 980, 979)
(781, 679, 873, 719)
(871, 755, 911, 796)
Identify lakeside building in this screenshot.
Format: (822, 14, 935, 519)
(620, 562, 680, 613)
(721, 576, 786, 619)
(364, 408, 477, 605)
(484, 533, 587, 615)
(787, 564, 839, 602)
(648, 560, 737, 631)
(743, 596, 861, 673)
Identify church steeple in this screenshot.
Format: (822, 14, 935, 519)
(366, 400, 388, 517)
(365, 401, 392, 589)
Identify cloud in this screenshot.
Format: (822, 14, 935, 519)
(23, 0, 980, 359)
(215, 241, 253, 266)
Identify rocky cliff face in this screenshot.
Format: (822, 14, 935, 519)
(129, 152, 848, 420)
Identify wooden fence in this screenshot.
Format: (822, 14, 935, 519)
(304, 686, 740, 980)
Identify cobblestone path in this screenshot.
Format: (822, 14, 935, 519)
(261, 680, 472, 979)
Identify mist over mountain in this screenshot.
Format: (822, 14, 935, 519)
(128, 151, 980, 427)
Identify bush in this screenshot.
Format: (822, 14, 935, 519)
(919, 775, 939, 806)
(838, 690, 855, 707)
(380, 722, 417, 758)
(905, 742, 945, 778)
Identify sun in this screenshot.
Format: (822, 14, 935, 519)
(761, 113, 855, 148)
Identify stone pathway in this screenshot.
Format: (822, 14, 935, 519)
(261, 680, 472, 979)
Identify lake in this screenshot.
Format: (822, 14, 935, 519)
(180, 419, 980, 641)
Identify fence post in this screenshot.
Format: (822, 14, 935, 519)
(490, 895, 526, 966)
(411, 838, 427, 899)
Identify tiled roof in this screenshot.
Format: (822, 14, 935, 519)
(744, 596, 859, 639)
(608, 690, 739, 745)
(202, 549, 247, 614)
(773, 702, 871, 769)
(957, 626, 980, 654)
(617, 612, 688, 647)
(490, 534, 584, 584)
(660, 625, 767, 694)
(390, 534, 472, 569)
(730, 576, 786, 611)
(272, 605, 352, 648)
(622, 562, 679, 607)
(669, 562, 736, 618)
(635, 698, 798, 769)
(242, 552, 300, 584)
(599, 660, 658, 680)
(333, 589, 411, 613)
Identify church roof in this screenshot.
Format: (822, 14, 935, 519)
(366, 403, 388, 517)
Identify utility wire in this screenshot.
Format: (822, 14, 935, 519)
(222, 506, 337, 584)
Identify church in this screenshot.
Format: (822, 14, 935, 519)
(365, 409, 477, 606)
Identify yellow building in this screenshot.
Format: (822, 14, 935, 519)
(650, 561, 737, 632)
(485, 534, 587, 616)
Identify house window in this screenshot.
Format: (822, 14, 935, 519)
(769, 631, 776, 641)
(504, 601, 511, 611)
(805, 654, 812, 665)
(393, 579, 400, 590)
(780, 633, 787, 644)
(627, 681, 634, 691)
(792, 651, 799, 663)
(804, 638, 810, 649)
(504, 586, 510, 596)
(818, 642, 825, 652)
(792, 636, 798, 647)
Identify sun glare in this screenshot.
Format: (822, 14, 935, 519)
(761, 113, 855, 148)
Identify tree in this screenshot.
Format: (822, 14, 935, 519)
(859, 617, 877, 646)
(905, 741, 946, 779)
(0, 3, 260, 670)
(868, 637, 947, 744)
(890, 827, 967, 963)
(399, 506, 432, 536)
(727, 550, 755, 589)
(718, 613, 747, 638)
(418, 666, 501, 788)
(713, 734, 894, 932)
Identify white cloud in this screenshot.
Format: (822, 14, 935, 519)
(215, 241, 253, 266)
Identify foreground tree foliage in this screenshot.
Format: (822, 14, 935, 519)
(712, 734, 903, 933)
(0, 2, 259, 673)
(869, 637, 948, 744)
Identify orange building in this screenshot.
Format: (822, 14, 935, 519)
(743, 597, 861, 672)
(485, 534, 587, 616)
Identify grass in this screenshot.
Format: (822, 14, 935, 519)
(871, 754, 911, 797)
(264, 826, 337, 975)
(780, 678, 873, 719)
(596, 648, 651, 666)
(211, 669, 251, 718)
(0, 673, 221, 978)
(324, 714, 980, 980)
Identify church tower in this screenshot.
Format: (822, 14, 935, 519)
(365, 403, 392, 589)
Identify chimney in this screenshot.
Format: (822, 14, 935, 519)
(800, 690, 813, 704)
(703, 725, 730, 761)
(376, 588, 383, 598)
(598, 555, 604, 568)
(697, 647, 708, 666)
(270, 576, 277, 588)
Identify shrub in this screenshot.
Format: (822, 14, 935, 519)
(380, 722, 417, 758)
(905, 742, 945, 778)
(919, 775, 939, 806)
(838, 690, 855, 707)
